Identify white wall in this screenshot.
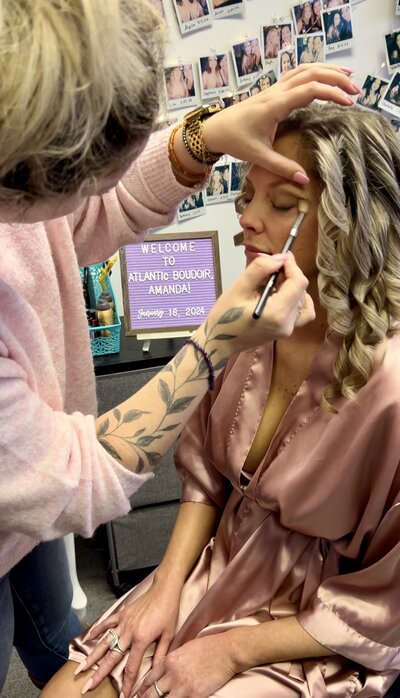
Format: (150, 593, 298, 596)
(111, 0, 398, 316)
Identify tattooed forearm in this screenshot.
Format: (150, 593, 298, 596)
(96, 305, 246, 474)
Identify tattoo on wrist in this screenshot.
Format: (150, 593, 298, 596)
(97, 305, 245, 472)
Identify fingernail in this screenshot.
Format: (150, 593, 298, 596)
(81, 677, 93, 695)
(293, 171, 309, 185)
(82, 630, 91, 643)
(345, 96, 355, 104)
(351, 81, 363, 95)
(340, 66, 354, 74)
(74, 660, 86, 676)
(120, 693, 125, 698)
(272, 253, 288, 262)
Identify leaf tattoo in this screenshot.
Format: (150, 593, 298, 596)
(97, 417, 109, 437)
(99, 438, 122, 462)
(123, 409, 150, 423)
(159, 379, 172, 406)
(217, 307, 244, 324)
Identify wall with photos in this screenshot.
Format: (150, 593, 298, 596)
(111, 0, 400, 319)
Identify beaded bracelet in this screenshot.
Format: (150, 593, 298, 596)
(168, 124, 212, 182)
(184, 337, 215, 391)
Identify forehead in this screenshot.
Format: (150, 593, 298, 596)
(246, 132, 320, 193)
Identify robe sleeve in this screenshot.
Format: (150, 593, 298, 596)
(174, 373, 231, 512)
(297, 489, 400, 672)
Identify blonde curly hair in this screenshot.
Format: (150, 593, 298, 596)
(240, 103, 400, 410)
(0, 0, 165, 202)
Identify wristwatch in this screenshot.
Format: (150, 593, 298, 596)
(182, 101, 225, 165)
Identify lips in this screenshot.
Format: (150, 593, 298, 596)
(244, 245, 270, 261)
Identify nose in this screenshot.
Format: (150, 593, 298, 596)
(239, 198, 265, 236)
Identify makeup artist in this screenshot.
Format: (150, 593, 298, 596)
(0, 0, 359, 693)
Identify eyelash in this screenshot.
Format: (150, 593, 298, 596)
(234, 192, 295, 214)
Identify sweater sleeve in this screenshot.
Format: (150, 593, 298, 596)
(297, 491, 400, 672)
(0, 349, 152, 542)
(69, 127, 205, 267)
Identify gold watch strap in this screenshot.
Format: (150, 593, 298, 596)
(182, 102, 224, 165)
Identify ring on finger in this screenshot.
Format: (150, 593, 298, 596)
(108, 628, 127, 655)
(154, 679, 168, 697)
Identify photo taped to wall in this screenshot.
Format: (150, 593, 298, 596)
(211, 0, 244, 19)
(164, 63, 198, 111)
(292, 1, 323, 35)
(378, 71, 400, 118)
(356, 75, 389, 112)
(322, 4, 353, 54)
(205, 164, 230, 204)
(384, 28, 400, 74)
(177, 191, 207, 221)
(199, 52, 231, 100)
(296, 32, 326, 64)
(231, 37, 263, 87)
(173, 0, 212, 35)
(277, 47, 297, 79)
(263, 22, 294, 60)
(222, 89, 250, 108)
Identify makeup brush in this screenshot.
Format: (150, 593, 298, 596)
(252, 199, 310, 320)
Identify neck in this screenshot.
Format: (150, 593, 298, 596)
(289, 271, 327, 347)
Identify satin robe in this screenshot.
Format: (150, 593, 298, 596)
(71, 334, 400, 696)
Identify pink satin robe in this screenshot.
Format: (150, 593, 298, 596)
(71, 334, 400, 696)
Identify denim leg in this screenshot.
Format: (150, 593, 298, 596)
(10, 538, 83, 683)
(0, 572, 14, 692)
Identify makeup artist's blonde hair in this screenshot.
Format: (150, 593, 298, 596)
(0, 0, 165, 202)
(281, 103, 400, 410)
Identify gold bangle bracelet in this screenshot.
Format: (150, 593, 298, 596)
(168, 124, 211, 182)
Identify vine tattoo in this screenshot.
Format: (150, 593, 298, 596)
(97, 307, 244, 472)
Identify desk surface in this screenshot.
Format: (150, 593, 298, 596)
(93, 318, 185, 375)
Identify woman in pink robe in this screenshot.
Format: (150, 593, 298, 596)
(44, 104, 400, 697)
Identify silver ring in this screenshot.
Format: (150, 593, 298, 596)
(154, 679, 167, 697)
(108, 628, 126, 655)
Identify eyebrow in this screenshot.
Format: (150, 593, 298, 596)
(244, 176, 307, 197)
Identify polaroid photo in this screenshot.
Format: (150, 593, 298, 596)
(296, 32, 326, 65)
(248, 70, 277, 97)
(379, 72, 400, 118)
(292, 2, 323, 35)
(384, 29, 400, 75)
(356, 75, 389, 112)
(173, 0, 212, 35)
(177, 191, 207, 222)
(204, 164, 230, 205)
(229, 161, 243, 198)
(211, 0, 244, 19)
(164, 63, 198, 111)
(149, 0, 166, 19)
(277, 48, 297, 80)
(397, 0, 400, 16)
(321, 0, 345, 7)
(222, 89, 250, 108)
(263, 22, 294, 61)
(231, 38, 263, 87)
(322, 4, 353, 54)
(199, 53, 231, 100)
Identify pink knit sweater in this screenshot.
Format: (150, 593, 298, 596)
(0, 128, 196, 576)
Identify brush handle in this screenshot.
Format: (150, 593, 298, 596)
(252, 234, 296, 319)
(252, 211, 306, 319)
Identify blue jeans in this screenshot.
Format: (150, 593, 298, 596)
(0, 538, 83, 691)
